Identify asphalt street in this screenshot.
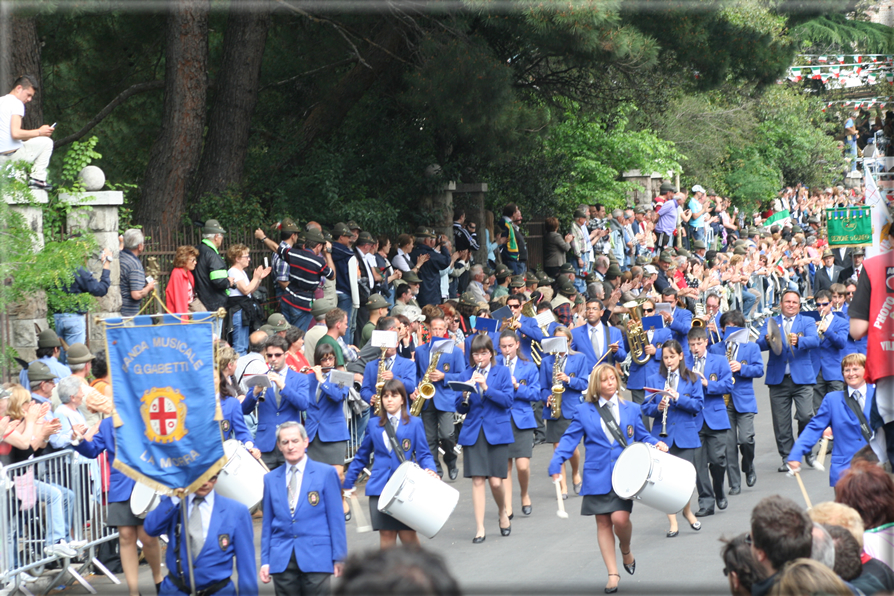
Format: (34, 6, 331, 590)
(58, 353, 838, 596)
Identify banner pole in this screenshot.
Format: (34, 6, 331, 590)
(181, 500, 199, 596)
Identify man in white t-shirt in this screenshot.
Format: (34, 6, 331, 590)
(0, 75, 54, 190)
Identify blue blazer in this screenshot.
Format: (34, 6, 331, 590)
(708, 341, 763, 414)
(305, 376, 349, 443)
(757, 314, 821, 385)
(360, 355, 417, 404)
(261, 458, 347, 574)
(810, 314, 849, 381)
(464, 329, 500, 356)
(241, 368, 309, 452)
(342, 416, 436, 495)
(73, 417, 134, 503)
(515, 315, 545, 362)
(687, 353, 733, 431)
(570, 323, 628, 370)
(843, 334, 867, 357)
(668, 307, 694, 359)
(415, 340, 467, 412)
(453, 365, 514, 445)
(144, 494, 257, 596)
(538, 353, 589, 421)
(641, 372, 704, 449)
(496, 355, 541, 430)
(220, 395, 252, 444)
(790, 387, 875, 487)
(625, 328, 672, 391)
(547, 401, 657, 495)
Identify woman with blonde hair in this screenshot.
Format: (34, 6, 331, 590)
(769, 558, 851, 596)
(549, 364, 667, 593)
(225, 243, 271, 356)
(165, 245, 202, 314)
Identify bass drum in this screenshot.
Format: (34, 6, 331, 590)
(378, 461, 459, 539)
(611, 442, 696, 515)
(130, 482, 162, 519)
(215, 439, 266, 513)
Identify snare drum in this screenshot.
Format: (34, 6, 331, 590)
(611, 442, 696, 515)
(130, 482, 162, 519)
(377, 461, 459, 539)
(215, 439, 267, 513)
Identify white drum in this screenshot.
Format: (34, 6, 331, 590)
(216, 439, 267, 513)
(611, 442, 696, 515)
(378, 461, 459, 539)
(130, 482, 161, 519)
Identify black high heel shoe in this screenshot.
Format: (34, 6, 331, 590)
(605, 574, 620, 594)
(621, 551, 635, 575)
(472, 535, 486, 544)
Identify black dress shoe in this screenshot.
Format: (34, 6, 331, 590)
(690, 521, 702, 531)
(345, 511, 352, 522)
(448, 466, 459, 480)
(522, 504, 532, 516)
(729, 487, 741, 495)
(666, 529, 679, 538)
(472, 535, 486, 544)
(695, 507, 714, 517)
(777, 462, 790, 473)
(717, 498, 728, 510)
(746, 471, 757, 487)
(500, 524, 511, 537)
(805, 453, 817, 468)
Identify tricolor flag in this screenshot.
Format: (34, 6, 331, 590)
(763, 210, 791, 228)
(863, 163, 892, 257)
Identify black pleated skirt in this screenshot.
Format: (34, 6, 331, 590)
(463, 429, 509, 479)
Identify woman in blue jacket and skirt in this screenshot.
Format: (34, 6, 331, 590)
(641, 339, 704, 538)
(343, 379, 437, 548)
(549, 364, 667, 594)
(452, 334, 514, 543)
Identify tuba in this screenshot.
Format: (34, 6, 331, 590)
(372, 346, 387, 416)
(550, 353, 565, 419)
(411, 351, 441, 416)
(623, 297, 652, 365)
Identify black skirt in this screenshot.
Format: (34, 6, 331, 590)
(546, 418, 572, 444)
(106, 500, 144, 528)
(581, 490, 633, 516)
(307, 437, 347, 466)
(508, 419, 533, 459)
(463, 429, 509, 479)
(369, 495, 414, 532)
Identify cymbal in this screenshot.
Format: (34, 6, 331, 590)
(766, 318, 783, 356)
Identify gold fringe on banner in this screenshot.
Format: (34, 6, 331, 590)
(113, 455, 227, 497)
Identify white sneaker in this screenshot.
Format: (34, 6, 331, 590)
(45, 541, 77, 558)
(65, 539, 87, 550)
(19, 571, 41, 583)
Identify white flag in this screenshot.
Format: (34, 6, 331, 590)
(863, 163, 892, 257)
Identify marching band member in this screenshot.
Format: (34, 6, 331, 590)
(540, 326, 589, 499)
(143, 475, 257, 595)
(260, 422, 347, 596)
(703, 293, 723, 347)
(360, 320, 418, 405)
(71, 393, 164, 596)
(756, 290, 820, 472)
(305, 343, 351, 521)
(504, 294, 545, 362)
(450, 334, 514, 543)
(216, 347, 260, 459)
(342, 379, 437, 548)
(570, 298, 627, 371)
(641, 340, 704, 539)
(709, 310, 763, 493)
(241, 335, 310, 470)
(687, 327, 733, 517)
(657, 287, 694, 359)
(788, 354, 884, 486)
(623, 299, 670, 428)
(496, 329, 541, 518)
(549, 364, 668, 594)
(414, 316, 467, 479)
(810, 290, 848, 413)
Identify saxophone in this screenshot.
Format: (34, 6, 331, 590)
(411, 351, 441, 417)
(550, 353, 565, 419)
(372, 346, 387, 416)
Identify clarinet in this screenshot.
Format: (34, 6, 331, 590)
(659, 375, 672, 438)
(462, 367, 484, 407)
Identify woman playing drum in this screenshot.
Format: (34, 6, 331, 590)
(496, 329, 541, 518)
(451, 334, 514, 543)
(342, 379, 438, 548)
(216, 346, 261, 458)
(549, 364, 667, 594)
(641, 339, 704, 539)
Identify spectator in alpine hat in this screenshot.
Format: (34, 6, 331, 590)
(270, 217, 302, 303)
(18, 329, 71, 388)
(195, 219, 233, 318)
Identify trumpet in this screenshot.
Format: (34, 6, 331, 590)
(722, 340, 736, 406)
(817, 312, 833, 339)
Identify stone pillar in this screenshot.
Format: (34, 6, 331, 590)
(420, 181, 456, 241)
(454, 183, 488, 265)
(4, 189, 49, 363)
(60, 190, 123, 351)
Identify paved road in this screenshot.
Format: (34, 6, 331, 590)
(60, 353, 837, 595)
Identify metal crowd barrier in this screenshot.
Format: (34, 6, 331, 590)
(344, 400, 363, 464)
(1, 449, 120, 595)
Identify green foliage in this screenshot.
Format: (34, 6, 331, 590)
(723, 146, 782, 213)
(791, 13, 894, 54)
(190, 188, 268, 231)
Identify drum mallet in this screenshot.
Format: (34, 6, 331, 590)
(348, 492, 372, 533)
(554, 479, 569, 519)
(814, 438, 829, 472)
(792, 470, 813, 511)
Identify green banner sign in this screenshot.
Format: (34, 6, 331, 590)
(826, 207, 872, 247)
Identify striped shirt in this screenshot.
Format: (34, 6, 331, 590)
(272, 243, 290, 284)
(275, 244, 334, 312)
(119, 248, 146, 316)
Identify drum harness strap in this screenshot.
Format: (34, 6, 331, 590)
(596, 403, 628, 448)
(384, 420, 407, 464)
(170, 505, 230, 596)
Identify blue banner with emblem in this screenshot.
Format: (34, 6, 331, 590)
(103, 313, 225, 494)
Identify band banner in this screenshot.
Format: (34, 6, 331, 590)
(826, 206, 873, 248)
(104, 313, 224, 494)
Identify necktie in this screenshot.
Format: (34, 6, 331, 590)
(601, 402, 616, 443)
(509, 359, 516, 376)
(386, 358, 393, 371)
(696, 356, 705, 375)
(784, 317, 792, 336)
(188, 496, 205, 558)
(288, 465, 300, 512)
(391, 416, 399, 430)
(668, 372, 677, 391)
(853, 390, 864, 411)
(274, 370, 283, 407)
(591, 326, 600, 356)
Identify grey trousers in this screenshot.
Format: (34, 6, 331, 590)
(531, 399, 546, 442)
(273, 552, 331, 596)
(422, 405, 457, 473)
(695, 422, 729, 510)
(725, 407, 755, 491)
(813, 370, 844, 414)
(768, 376, 815, 459)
